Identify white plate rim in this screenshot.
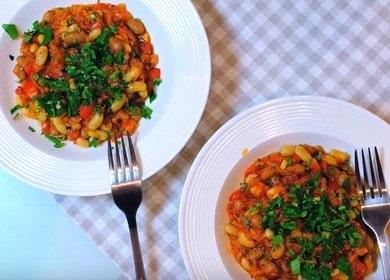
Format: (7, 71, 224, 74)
(179, 95, 390, 279)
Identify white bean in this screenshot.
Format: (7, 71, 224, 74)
(76, 138, 90, 148)
(51, 117, 67, 134)
(35, 46, 48, 66)
(88, 113, 104, 130)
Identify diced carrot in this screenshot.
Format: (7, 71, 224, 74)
(269, 154, 283, 164)
(244, 164, 257, 177)
(117, 27, 128, 40)
(121, 118, 137, 133)
(68, 130, 80, 141)
(250, 183, 266, 198)
(79, 105, 93, 120)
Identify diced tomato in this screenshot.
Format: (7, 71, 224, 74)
(140, 41, 152, 55)
(327, 182, 338, 192)
(352, 259, 367, 279)
(117, 27, 128, 40)
(121, 118, 137, 133)
(148, 68, 161, 80)
(269, 154, 283, 164)
(320, 160, 328, 172)
(24, 64, 38, 76)
(79, 105, 93, 120)
(41, 120, 51, 134)
(21, 79, 39, 98)
(68, 130, 80, 141)
(230, 190, 244, 202)
(15, 86, 29, 103)
(244, 164, 257, 177)
(310, 158, 320, 173)
(292, 154, 301, 163)
(91, 21, 103, 29)
(93, 3, 106, 10)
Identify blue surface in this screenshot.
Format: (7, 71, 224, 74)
(0, 169, 122, 280)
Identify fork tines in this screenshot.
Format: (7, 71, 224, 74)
(354, 147, 387, 200)
(108, 132, 140, 185)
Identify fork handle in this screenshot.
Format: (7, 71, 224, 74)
(126, 214, 147, 280)
(377, 225, 390, 280)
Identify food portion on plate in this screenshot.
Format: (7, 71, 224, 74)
(225, 144, 376, 280)
(6, 3, 161, 148)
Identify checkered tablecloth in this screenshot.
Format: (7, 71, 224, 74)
(3, 0, 390, 278)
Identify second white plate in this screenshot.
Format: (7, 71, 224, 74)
(179, 95, 389, 279)
(0, 0, 210, 196)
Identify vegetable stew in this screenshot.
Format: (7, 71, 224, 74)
(225, 145, 377, 280)
(10, 3, 160, 148)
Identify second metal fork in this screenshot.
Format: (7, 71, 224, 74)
(108, 133, 146, 280)
(355, 147, 390, 279)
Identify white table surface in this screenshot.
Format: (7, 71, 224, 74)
(0, 169, 122, 280)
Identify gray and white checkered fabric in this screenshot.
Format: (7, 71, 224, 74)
(52, 0, 389, 278)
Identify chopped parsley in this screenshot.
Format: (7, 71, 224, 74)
(89, 137, 99, 148)
(45, 135, 65, 148)
(260, 172, 364, 272)
(242, 217, 250, 228)
(246, 202, 262, 215)
(10, 104, 21, 115)
(2, 23, 19, 39)
(271, 234, 284, 246)
(23, 20, 53, 45)
(149, 90, 157, 103)
(286, 158, 294, 167)
(289, 257, 301, 275)
(28, 126, 36, 132)
(152, 78, 162, 86)
(142, 105, 153, 119)
(336, 256, 352, 279)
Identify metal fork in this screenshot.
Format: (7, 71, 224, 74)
(108, 133, 146, 280)
(354, 147, 390, 279)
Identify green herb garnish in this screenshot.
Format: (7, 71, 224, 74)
(10, 104, 21, 115)
(89, 137, 99, 148)
(152, 78, 162, 86)
(336, 256, 352, 278)
(23, 20, 53, 45)
(2, 24, 19, 39)
(28, 126, 36, 132)
(149, 90, 157, 103)
(246, 202, 262, 215)
(271, 234, 284, 246)
(290, 257, 301, 275)
(45, 135, 65, 148)
(142, 105, 153, 119)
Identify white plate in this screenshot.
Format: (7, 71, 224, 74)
(0, 0, 210, 196)
(179, 96, 389, 279)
